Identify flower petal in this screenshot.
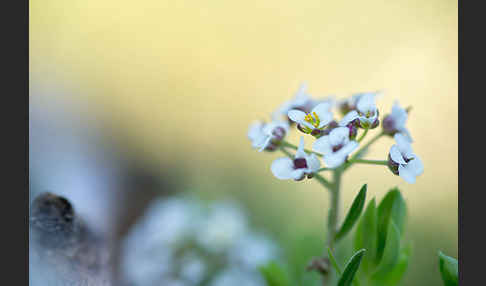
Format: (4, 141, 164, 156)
(324, 153, 347, 168)
(291, 169, 306, 180)
(329, 127, 349, 146)
(317, 112, 334, 128)
(287, 109, 307, 124)
(357, 93, 377, 114)
(408, 155, 424, 176)
(295, 136, 307, 158)
(306, 154, 321, 173)
(389, 144, 407, 164)
(338, 141, 359, 157)
(339, 110, 359, 126)
(312, 136, 332, 155)
(394, 133, 413, 157)
(271, 157, 295, 180)
(398, 164, 417, 184)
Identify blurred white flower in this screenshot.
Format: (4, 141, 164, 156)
(312, 127, 359, 168)
(230, 234, 277, 268)
(197, 201, 248, 252)
(355, 92, 380, 128)
(210, 267, 265, 286)
(382, 101, 412, 141)
(271, 137, 321, 180)
(248, 120, 289, 152)
(180, 254, 206, 285)
(121, 197, 278, 286)
(388, 134, 424, 183)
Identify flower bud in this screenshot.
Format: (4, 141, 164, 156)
(387, 153, 400, 175)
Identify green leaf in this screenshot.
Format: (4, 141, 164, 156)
(337, 249, 367, 286)
(335, 184, 367, 242)
(354, 197, 377, 274)
(438, 251, 458, 286)
(376, 188, 407, 262)
(370, 221, 401, 281)
(259, 261, 292, 286)
(371, 241, 411, 285)
(327, 247, 343, 275)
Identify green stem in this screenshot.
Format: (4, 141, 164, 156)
(348, 158, 388, 165)
(343, 131, 385, 171)
(317, 167, 332, 172)
(321, 169, 342, 285)
(279, 146, 293, 158)
(280, 140, 322, 156)
(357, 127, 369, 143)
(314, 173, 333, 190)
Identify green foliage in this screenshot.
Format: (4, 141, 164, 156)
(438, 251, 458, 286)
(353, 187, 411, 286)
(328, 247, 343, 275)
(259, 261, 292, 286)
(335, 184, 367, 242)
(337, 249, 367, 286)
(354, 197, 377, 274)
(260, 187, 413, 286)
(376, 188, 407, 262)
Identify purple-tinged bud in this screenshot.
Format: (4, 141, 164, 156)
(347, 123, 358, 140)
(272, 127, 287, 141)
(311, 128, 323, 138)
(339, 102, 356, 116)
(264, 143, 278, 152)
(387, 153, 399, 175)
(370, 118, 380, 129)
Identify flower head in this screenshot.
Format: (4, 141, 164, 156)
(387, 133, 424, 183)
(382, 101, 412, 141)
(312, 127, 359, 168)
(288, 102, 333, 136)
(275, 83, 334, 123)
(271, 137, 321, 181)
(355, 92, 380, 129)
(248, 120, 289, 152)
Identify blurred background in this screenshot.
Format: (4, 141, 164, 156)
(30, 0, 457, 285)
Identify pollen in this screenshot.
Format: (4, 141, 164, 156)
(304, 112, 320, 128)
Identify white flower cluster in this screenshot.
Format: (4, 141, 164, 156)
(121, 197, 278, 286)
(248, 84, 424, 184)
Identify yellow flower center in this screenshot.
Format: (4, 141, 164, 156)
(304, 112, 320, 128)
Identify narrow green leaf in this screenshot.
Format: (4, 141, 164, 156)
(371, 241, 411, 285)
(371, 221, 401, 280)
(376, 188, 407, 262)
(438, 251, 458, 286)
(354, 198, 377, 274)
(259, 261, 291, 286)
(335, 184, 367, 242)
(337, 249, 367, 286)
(328, 247, 343, 275)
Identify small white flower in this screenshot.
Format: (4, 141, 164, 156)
(382, 101, 412, 141)
(275, 83, 313, 117)
(355, 92, 380, 128)
(388, 133, 424, 183)
(287, 102, 333, 134)
(271, 137, 321, 180)
(248, 120, 289, 152)
(275, 83, 334, 120)
(312, 127, 359, 168)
